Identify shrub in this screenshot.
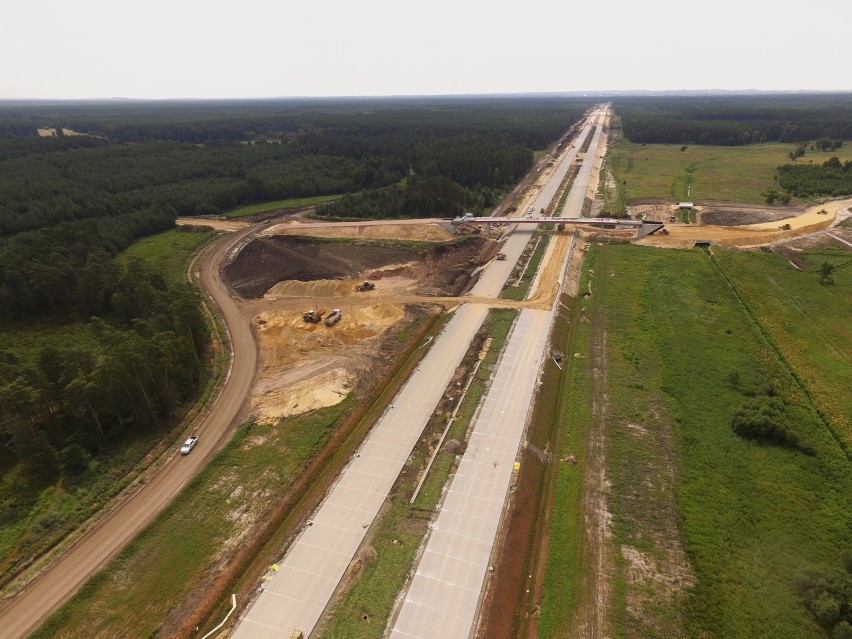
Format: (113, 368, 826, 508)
(795, 565, 852, 630)
(731, 396, 800, 448)
(61, 444, 91, 476)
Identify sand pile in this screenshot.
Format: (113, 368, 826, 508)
(253, 368, 351, 424)
(251, 303, 407, 421)
(265, 279, 358, 298)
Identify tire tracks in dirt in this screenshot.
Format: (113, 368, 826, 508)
(575, 251, 615, 639)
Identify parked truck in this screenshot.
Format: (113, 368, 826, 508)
(324, 309, 342, 326)
(355, 281, 375, 291)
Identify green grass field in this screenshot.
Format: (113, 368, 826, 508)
(539, 244, 851, 638)
(223, 194, 344, 218)
(716, 247, 852, 442)
(31, 405, 348, 639)
(117, 226, 216, 282)
(605, 141, 852, 206)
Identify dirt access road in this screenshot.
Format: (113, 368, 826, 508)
(0, 225, 262, 639)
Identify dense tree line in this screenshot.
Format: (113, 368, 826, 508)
(0, 98, 590, 240)
(0, 208, 176, 318)
(0, 259, 209, 478)
(0, 96, 588, 147)
(318, 135, 533, 218)
(777, 157, 852, 197)
(318, 175, 492, 219)
(615, 94, 852, 145)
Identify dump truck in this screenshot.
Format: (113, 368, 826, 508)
(324, 309, 342, 326)
(495, 252, 507, 261)
(288, 631, 304, 639)
(355, 281, 375, 292)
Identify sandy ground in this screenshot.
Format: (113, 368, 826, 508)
(266, 220, 454, 242)
(36, 128, 87, 137)
(640, 198, 852, 248)
(251, 298, 406, 423)
(586, 108, 610, 201)
(176, 217, 250, 232)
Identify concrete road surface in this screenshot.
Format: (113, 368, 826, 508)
(0, 225, 262, 639)
(389, 309, 551, 639)
(388, 109, 607, 639)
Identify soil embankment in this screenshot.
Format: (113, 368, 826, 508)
(224, 235, 495, 299)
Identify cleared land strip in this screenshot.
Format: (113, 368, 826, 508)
(229, 114, 599, 638)
(387, 108, 607, 639)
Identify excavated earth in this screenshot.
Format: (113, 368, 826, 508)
(225, 235, 493, 299)
(223, 234, 498, 423)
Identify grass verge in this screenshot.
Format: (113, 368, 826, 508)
(502, 235, 551, 300)
(117, 226, 217, 283)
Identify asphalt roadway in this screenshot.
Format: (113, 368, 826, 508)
(230, 112, 602, 638)
(0, 224, 262, 639)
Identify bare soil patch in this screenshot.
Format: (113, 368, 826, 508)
(268, 220, 454, 242)
(224, 235, 494, 299)
(176, 217, 250, 232)
(224, 234, 497, 423)
(697, 201, 801, 226)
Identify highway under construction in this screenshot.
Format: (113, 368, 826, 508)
(230, 106, 611, 639)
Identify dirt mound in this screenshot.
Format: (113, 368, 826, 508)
(265, 279, 358, 298)
(225, 235, 496, 298)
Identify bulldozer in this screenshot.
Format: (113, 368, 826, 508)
(355, 281, 375, 292)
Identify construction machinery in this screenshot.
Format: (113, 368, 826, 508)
(324, 309, 342, 326)
(495, 252, 507, 261)
(303, 309, 324, 323)
(355, 280, 375, 292)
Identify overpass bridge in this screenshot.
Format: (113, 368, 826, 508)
(449, 215, 665, 238)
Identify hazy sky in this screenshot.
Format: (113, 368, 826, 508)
(4, 0, 850, 99)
